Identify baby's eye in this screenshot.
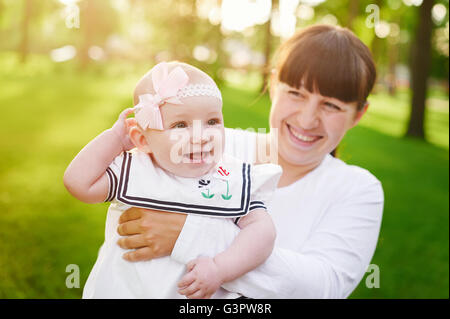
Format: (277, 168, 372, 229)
(172, 121, 188, 129)
(207, 118, 220, 125)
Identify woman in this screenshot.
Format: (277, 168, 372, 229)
(115, 24, 384, 298)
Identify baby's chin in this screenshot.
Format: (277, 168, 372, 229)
(167, 161, 219, 178)
(173, 164, 215, 178)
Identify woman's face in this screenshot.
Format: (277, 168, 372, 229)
(269, 80, 367, 168)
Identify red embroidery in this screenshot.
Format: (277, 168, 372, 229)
(218, 166, 229, 176)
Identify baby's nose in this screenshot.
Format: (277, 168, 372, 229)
(190, 134, 209, 145)
(190, 120, 209, 144)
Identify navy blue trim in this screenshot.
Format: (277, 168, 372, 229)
(249, 205, 266, 211)
(105, 167, 117, 202)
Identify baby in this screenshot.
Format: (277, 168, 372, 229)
(63, 61, 282, 299)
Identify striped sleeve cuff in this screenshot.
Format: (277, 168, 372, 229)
(104, 167, 118, 202)
(234, 201, 267, 225)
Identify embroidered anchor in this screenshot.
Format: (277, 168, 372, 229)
(198, 179, 215, 199)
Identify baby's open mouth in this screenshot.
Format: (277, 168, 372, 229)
(183, 150, 214, 164)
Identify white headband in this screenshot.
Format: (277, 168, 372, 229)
(177, 84, 222, 101)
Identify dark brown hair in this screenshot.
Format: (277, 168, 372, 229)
(274, 25, 376, 110)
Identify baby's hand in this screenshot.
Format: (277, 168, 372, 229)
(177, 256, 223, 299)
(110, 108, 136, 151)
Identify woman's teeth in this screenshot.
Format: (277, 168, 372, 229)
(288, 125, 320, 142)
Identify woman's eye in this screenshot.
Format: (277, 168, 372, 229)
(173, 122, 187, 129)
(207, 118, 220, 125)
(288, 90, 303, 98)
(324, 102, 341, 111)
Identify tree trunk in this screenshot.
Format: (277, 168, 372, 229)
(406, 0, 434, 139)
(347, 0, 359, 30)
(260, 0, 278, 93)
(387, 40, 398, 95)
(79, 0, 94, 70)
(369, 0, 384, 91)
(19, 0, 32, 63)
(260, 18, 273, 93)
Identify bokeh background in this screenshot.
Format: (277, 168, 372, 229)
(0, 0, 448, 299)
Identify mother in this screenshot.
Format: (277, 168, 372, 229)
(116, 24, 384, 298)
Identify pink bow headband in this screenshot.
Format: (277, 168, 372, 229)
(134, 62, 222, 130)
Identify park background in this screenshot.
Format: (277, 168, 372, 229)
(0, 0, 448, 298)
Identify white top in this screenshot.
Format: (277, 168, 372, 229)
(171, 128, 384, 298)
(82, 148, 282, 299)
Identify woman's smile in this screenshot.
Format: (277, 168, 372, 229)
(285, 122, 323, 149)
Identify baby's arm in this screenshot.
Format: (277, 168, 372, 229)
(177, 209, 276, 299)
(63, 108, 135, 203)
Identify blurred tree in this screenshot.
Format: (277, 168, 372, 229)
(18, 0, 32, 63)
(406, 0, 435, 139)
(387, 33, 399, 95)
(199, 0, 227, 85)
(77, 0, 118, 69)
(347, 0, 359, 29)
(260, 0, 278, 93)
(78, 0, 93, 69)
(0, 0, 4, 23)
(370, 0, 384, 70)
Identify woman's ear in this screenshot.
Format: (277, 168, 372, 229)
(129, 126, 152, 153)
(351, 102, 369, 128)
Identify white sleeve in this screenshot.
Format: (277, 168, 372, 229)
(172, 173, 384, 298)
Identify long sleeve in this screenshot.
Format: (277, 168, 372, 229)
(225, 177, 383, 298)
(171, 173, 384, 298)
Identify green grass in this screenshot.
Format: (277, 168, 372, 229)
(0, 53, 448, 298)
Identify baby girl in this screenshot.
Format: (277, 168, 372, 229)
(63, 61, 282, 298)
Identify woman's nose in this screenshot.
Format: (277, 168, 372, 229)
(297, 101, 320, 129)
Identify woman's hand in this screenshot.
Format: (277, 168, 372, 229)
(116, 207, 187, 261)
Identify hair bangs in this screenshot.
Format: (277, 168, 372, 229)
(276, 25, 376, 109)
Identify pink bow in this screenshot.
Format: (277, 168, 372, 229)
(134, 62, 189, 130)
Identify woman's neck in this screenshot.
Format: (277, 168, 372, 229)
(276, 154, 323, 188)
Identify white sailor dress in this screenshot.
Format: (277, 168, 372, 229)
(82, 149, 282, 299)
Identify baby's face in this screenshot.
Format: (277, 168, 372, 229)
(141, 95, 225, 178)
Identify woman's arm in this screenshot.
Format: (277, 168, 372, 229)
(63, 108, 135, 203)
